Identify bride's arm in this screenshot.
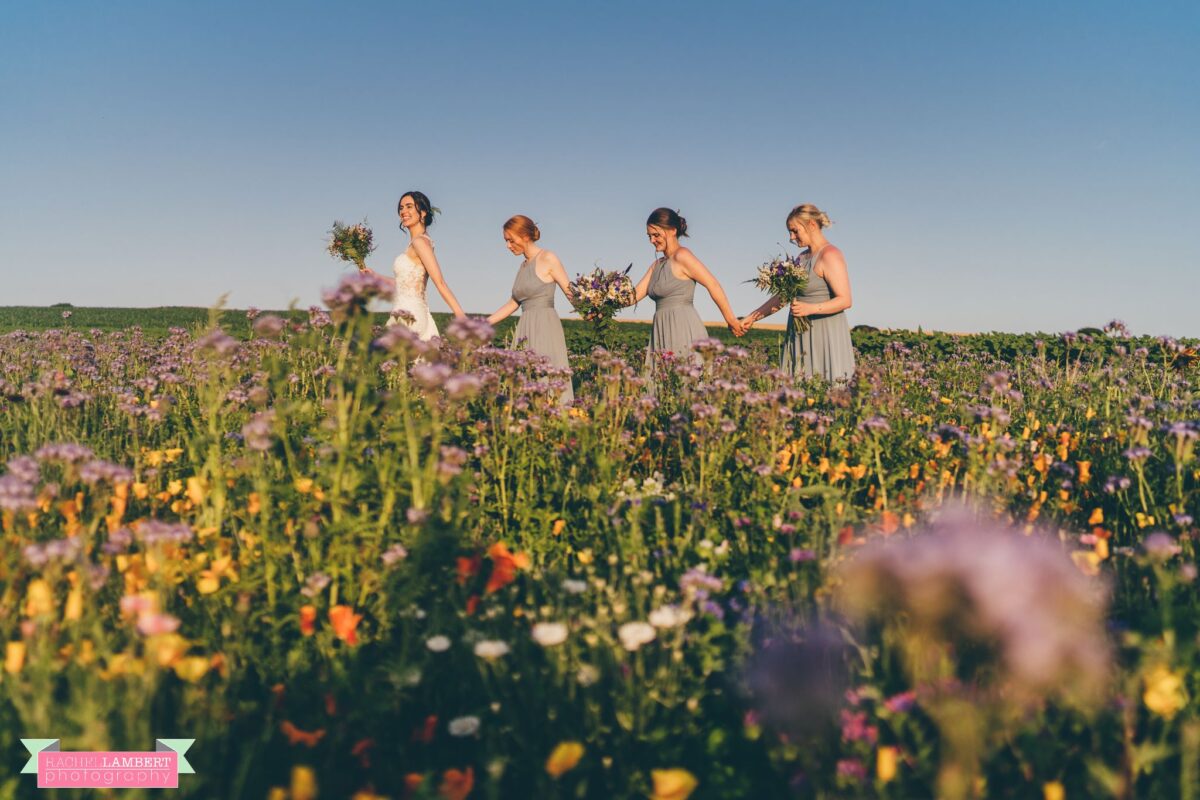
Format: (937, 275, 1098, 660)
(357, 263, 395, 287)
(412, 238, 467, 318)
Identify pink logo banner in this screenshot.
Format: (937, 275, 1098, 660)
(22, 739, 194, 789)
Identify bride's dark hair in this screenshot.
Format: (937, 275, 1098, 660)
(399, 191, 435, 228)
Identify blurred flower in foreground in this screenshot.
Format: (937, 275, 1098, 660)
(439, 766, 474, 800)
(835, 502, 1112, 800)
(744, 620, 849, 739)
(1142, 663, 1187, 720)
(836, 502, 1111, 708)
(545, 741, 585, 778)
(650, 768, 698, 800)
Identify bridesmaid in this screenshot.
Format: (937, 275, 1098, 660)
(740, 203, 855, 380)
(486, 215, 574, 403)
(632, 208, 744, 363)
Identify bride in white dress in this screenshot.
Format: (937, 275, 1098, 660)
(362, 190, 466, 339)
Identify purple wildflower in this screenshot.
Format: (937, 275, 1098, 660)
(300, 572, 332, 599)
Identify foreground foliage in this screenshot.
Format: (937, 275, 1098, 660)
(0, 306, 1197, 799)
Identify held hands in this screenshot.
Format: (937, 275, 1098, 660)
(735, 315, 758, 337)
(726, 319, 747, 337)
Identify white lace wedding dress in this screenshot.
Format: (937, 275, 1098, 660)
(388, 234, 440, 340)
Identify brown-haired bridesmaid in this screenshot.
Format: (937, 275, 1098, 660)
(631, 208, 744, 361)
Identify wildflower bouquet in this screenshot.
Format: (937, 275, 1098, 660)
(327, 220, 375, 272)
(569, 265, 635, 351)
(748, 253, 810, 332)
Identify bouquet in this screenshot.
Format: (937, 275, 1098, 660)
(327, 220, 375, 271)
(569, 265, 635, 351)
(748, 252, 811, 333)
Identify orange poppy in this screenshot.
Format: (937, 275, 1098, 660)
(299, 605, 317, 636)
(279, 720, 326, 748)
(328, 605, 362, 646)
(485, 542, 530, 594)
(412, 714, 438, 743)
(456, 555, 481, 585)
(351, 738, 375, 768)
(439, 766, 474, 800)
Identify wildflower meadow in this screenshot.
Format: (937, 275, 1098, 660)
(0, 294, 1197, 799)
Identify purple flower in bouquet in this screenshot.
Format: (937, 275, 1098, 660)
(747, 252, 811, 332)
(568, 265, 635, 350)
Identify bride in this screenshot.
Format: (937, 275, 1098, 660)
(362, 190, 466, 338)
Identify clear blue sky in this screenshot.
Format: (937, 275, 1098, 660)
(2, 0, 1197, 335)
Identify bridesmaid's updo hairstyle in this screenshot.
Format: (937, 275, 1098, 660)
(503, 214, 541, 242)
(646, 207, 688, 237)
(398, 190, 435, 228)
(787, 203, 832, 229)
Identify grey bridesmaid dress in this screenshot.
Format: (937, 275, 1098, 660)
(781, 246, 856, 381)
(647, 257, 709, 360)
(512, 253, 573, 403)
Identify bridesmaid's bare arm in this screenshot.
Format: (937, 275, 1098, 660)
(540, 251, 575, 303)
(742, 295, 786, 329)
(412, 237, 467, 318)
(674, 249, 743, 331)
(632, 262, 655, 304)
(791, 247, 852, 318)
(487, 299, 520, 326)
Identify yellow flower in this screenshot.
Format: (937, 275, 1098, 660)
(25, 579, 55, 617)
(1143, 663, 1187, 720)
(1087, 508, 1104, 526)
(167, 479, 183, 496)
(1043, 781, 1065, 800)
(99, 652, 146, 680)
(266, 789, 288, 800)
(650, 768, 698, 800)
(197, 555, 237, 595)
(294, 477, 315, 494)
(5, 641, 26, 675)
(173, 656, 211, 683)
(552, 519, 566, 536)
(290, 765, 318, 800)
(186, 477, 206, 505)
(876, 746, 898, 783)
(64, 585, 84, 622)
(576, 549, 593, 565)
(147, 633, 189, 668)
(545, 741, 585, 778)
(1076, 461, 1092, 484)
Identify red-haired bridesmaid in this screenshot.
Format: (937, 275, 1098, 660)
(487, 215, 574, 403)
